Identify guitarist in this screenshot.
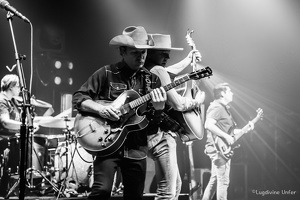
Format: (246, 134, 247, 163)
(144, 33, 205, 200)
(202, 83, 254, 200)
(72, 26, 167, 200)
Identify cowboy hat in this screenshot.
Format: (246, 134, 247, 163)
(148, 34, 183, 51)
(109, 26, 154, 49)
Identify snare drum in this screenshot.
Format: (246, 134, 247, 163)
(54, 142, 94, 187)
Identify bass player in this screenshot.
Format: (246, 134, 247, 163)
(202, 83, 254, 200)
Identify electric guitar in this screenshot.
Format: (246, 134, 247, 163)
(214, 108, 264, 161)
(74, 67, 212, 157)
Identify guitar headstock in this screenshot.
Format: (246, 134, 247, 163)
(188, 66, 213, 80)
(253, 108, 264, 123)
(186, 29, 196, 50)
(256, 108, 264, 119)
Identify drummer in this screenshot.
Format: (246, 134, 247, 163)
(0, 74, 45, 195)
(0, 74, 22, 136)
(0, 74, 22, 196)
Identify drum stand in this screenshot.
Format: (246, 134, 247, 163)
(55, 120, 78, 199)
(5, 131, 61, 198)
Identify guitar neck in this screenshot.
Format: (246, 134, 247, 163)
(128, 67, 212, 110)
(233, 114, 261, 142)
(128, 75, 191, 109)
(232, 123, 251, 143)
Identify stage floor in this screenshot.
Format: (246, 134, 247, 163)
(1, 193, 190, 200)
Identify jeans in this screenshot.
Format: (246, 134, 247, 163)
(148, 132, 182, 200)
(202, 153, 231, 200)
(88, 153, 146, 200)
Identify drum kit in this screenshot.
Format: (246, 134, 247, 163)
(2, 98, 94, 198)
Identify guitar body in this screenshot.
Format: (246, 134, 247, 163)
(167, 108, 204, 142)
(214, 135, 235, 161)
(172, 76, 204, 142)
(74, 90, 148, 157)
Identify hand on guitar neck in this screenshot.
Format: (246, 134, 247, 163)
(231, 108, 263, 144)
(214, 108, 263, 161)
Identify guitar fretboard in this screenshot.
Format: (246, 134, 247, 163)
(128, 75, 191, 109)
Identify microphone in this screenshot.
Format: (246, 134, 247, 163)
(0, 0, 30, 23)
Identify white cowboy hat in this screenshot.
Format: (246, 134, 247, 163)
(148, 34, 183, 51)
(109, 26, 154, 49)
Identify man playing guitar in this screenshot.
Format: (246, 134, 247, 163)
(144, 33, 205, 200)
(73, 26, 167, 200)
(202, 83, 255, 200)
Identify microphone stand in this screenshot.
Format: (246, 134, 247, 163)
(6, 11, 33, 200)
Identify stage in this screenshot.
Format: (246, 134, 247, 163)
(1, 193, 190, 200)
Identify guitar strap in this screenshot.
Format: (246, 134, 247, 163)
(160, 111, 185, 135)
(144, 72, 184, 135)
(144, 72, 157, 115)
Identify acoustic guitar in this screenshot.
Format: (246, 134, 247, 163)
(168, 30, 206, 142)
(74, 67, 212, 157)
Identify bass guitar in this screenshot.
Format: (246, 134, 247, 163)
(214, 108, 264, 161)
(74, 67, 212, 157)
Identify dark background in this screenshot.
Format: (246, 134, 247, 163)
(1, 0, 300, 199)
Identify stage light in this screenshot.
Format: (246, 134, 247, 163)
(68, 77, 73, 86)
(43, 53, 74, 87)
(35, 26, 73, 89)
(54, 76, 62, 85)
(68, 62, 74, 70)
(54, 60, 62, 69)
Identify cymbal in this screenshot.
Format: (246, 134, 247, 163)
(31, 98, 52, 108)
(33, 116, 54, 123)
(39, 117, 75, 129)
(55, 108, 72, 118)
(13, 96, 52, 108)
(34, 134, 66, 139)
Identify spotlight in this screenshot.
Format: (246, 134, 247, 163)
(68, 62, 74, 70)
(54, 60, 62, 69)
(54, 76, 62, 85)
(68, 77, 73, 85)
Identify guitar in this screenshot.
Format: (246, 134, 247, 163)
(214, 108, 264, 161)
(169, 30, 206, 142)
(74, 67, 213, 157)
